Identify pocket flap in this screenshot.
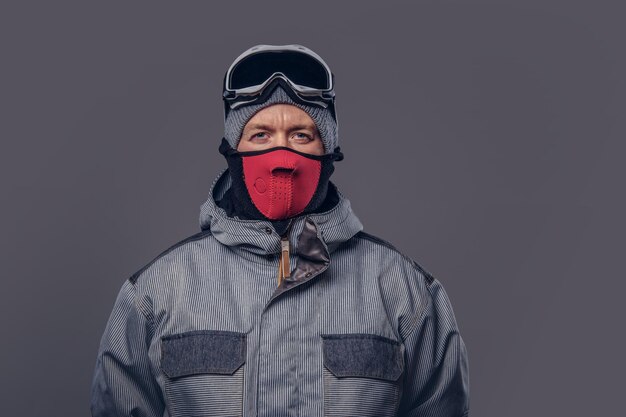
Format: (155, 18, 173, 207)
(161, 330, 246, 378)
(321, 333, 404, 382)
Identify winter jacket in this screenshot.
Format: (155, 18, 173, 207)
(90, 167, 470, 417)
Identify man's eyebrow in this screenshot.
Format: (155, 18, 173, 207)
(289, 124, 317, 131)
(245, 123, 274, 131)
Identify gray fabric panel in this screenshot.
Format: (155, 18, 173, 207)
(321, 333, 404, 382)
(161, 330, 246, 378)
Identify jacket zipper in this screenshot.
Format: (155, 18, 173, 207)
(277, 220, 293, 286)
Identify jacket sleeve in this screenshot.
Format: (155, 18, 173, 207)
(90, 278, 165, 417)
(398, 275, 470, 417)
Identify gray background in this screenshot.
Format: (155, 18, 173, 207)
(1, 1, 624, 416)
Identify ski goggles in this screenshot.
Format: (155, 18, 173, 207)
(222, 44, 336, 121)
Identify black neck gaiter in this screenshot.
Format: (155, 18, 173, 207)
(216, 137, 343, 235)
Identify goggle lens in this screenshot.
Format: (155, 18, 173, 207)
(227, 51, 331, 91)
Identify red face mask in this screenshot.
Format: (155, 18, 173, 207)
(218, 137, 344, 222)
(241, 148, 322, 220)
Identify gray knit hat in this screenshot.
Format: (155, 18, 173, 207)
(223, 84, 338, 154)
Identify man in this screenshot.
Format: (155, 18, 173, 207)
(91, 44, 470, 417)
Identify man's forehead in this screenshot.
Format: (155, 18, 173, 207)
(245, 122, 317, 130)
(245, 105, 317, 130)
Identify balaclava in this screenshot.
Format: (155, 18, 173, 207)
(217, 83, 342, 235)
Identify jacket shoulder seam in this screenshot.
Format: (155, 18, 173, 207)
(354, 231, 435, 285)
(124, 278, 155, 333)
(128, 229, 213, 285)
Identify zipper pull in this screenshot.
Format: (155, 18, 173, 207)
(277, 235, 291, 286)
(280, 235, 291, 278)
(276, 220, 294, 286)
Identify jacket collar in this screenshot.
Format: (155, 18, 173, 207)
(199, 168, 363, 257)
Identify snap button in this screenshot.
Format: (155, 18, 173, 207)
(305, 272, 312, 278)
(263, 226, 272, 234)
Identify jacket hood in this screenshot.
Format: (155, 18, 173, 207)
(199, 168, 363, 257)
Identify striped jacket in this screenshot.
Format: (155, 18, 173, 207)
(90, 168, 470, 417)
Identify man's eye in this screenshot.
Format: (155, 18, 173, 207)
(252, 132, 267, 139)
(294, 133, 311, 141)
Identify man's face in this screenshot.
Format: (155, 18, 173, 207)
(237, 104, 325, 155)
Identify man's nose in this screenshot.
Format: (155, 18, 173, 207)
(275, 133, 289, 148)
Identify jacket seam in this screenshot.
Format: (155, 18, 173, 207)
(126, 279, 167, 408)
(129, 229, 213, 285)
(354, 231, 438, 341)
(354, 231, 435, 285)
(128, 280, 155, 337)
(400, 288, 432, 342)
(402, 276, 456, 341)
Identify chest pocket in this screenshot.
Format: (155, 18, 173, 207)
(160, 330, 246, 417)
(320, 333, 404, 417)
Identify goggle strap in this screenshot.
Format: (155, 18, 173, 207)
(223, 78, 337, 122)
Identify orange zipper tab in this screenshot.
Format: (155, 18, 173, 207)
(281, 236, 290, 279)
(276, 221, 294, 287)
